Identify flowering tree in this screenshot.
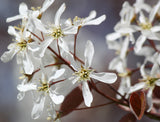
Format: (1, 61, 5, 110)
(1, 0, 160, 121)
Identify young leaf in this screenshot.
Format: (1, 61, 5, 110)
(129, 91, 146, 120)
(59, 86, 83, 117)
(119, 113, 137, 122)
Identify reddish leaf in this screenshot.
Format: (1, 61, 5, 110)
(59, 86, 83, 117)
(119, 113, 137, 122)
(129, 91, 146, 120)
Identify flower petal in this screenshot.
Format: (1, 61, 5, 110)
(49, 92, 64, 104)
(17, 83, 37, 92)
(54, 3, 66, 26)
(49, 68, 65, 81)
(90, 72, 117, 84)
(31, 95, 46, 119)
(63, 26, 77, 35)
(146, 88, 153, 112)
(0, 44, 18, 63)
(84, 15, 106, 26)
(8, 26, 19, 37)
(84, 40, 94, 68)
(34, 38, 53, 58)
(106, 32, 122, 41)
(82, 81, 93, 107)
(134, 35, 146, 53)
(17, 92, 25, 101)
(6, 15, 23, 23)
(23, 52, 34, 74)
(41, 0, 55, 13)
(128, 82, 146, 94)
(84, 10, 97, 22)
(19, 2, 28, 16)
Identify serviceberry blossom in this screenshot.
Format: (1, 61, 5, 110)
(17, 68, 65, 119)
(69, 40, 117, 107)
(65, 10, 106, 28)
(6, 0, 55, 22)
(33, 3, 78, 58)
(3, 0, 160, 121)
(0, 24, 36, 74)
(128, 62, 160, 112)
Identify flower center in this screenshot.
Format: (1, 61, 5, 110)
(17, 41, 27, 50)
(139, 21, 152, 30)
(74, 66, 93, 82)
(50, 27, 64, 39)
(38, 82, 49, 93)
(73, 16, 84, 26)
(146, 77, 159, 87)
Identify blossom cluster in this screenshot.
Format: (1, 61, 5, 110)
(1, 0, 117, 121)
(106, 0, 160, 113)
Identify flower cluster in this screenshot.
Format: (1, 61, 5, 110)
(3, 0, 160, 121)
(106, 0, 160, 113)
(1, 0, 117, 121)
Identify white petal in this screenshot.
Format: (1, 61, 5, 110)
(1, 45, 18, 63)
(84, 40, 94, 68)
(108, 57, 124, 72)
(41, 0, 55, 13)
(49, 92, 64, 104)
(23, 52, 34, 74)
(34, 38, 52, 58)
(151, 26, 160, 32)
(17, 83, 37, 92)
(27, 42, 39, 52)
(151, 63, 159, 76)
(19, 2, 28, 16)
(90, 72, 117, 84)
(84, 15, 106, 26)
(106, 32, 122, 41)
(147, 88, 153, 112)
(155, 80, 160, 86)
(72, 76, 80, 84)
(140, 64, 147, 78)
(6, 15, 23, 22)
(33, 19, 48, 33)
(63, 26, 77, 35)
(31, 95, 45, 119)
(128, 82, 146, 94)
(17, 92, 25, 101)
(8, 26, 19, 37)
(49, 68, 65, 81)
(82, 82, 93, 107)
(54, 3, 66, 26)
(120, 36, 129, 59)
(134, 35, 146, 53)
(59, 38, 70, 54)
(149, 1, 160, 23)
(84, 10, 97, 22)
(139, 12, 146, 24)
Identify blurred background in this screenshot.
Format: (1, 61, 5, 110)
(0, 0, 158, 122)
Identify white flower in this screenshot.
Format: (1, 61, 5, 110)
(6, 0, 55, 22)
(106, 2, 137, 43)
(0, 24, 38, 74)
(34, 3, 78, 58)
(65, 10, 106, 28)
(17, 68, 65, 119)
(134, 11, 160, 53)
(128, 63, 160, 112)
(69, 40, 117, 107)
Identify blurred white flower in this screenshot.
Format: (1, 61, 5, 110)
(17, 68, 65, 119)
(128, 63, 160, 112)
